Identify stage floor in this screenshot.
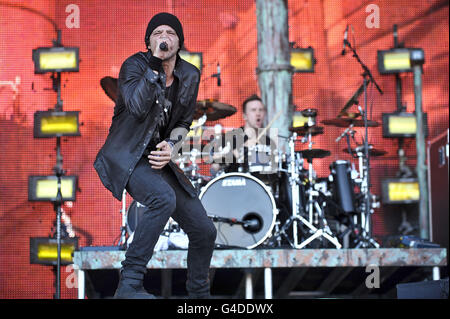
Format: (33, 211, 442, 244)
(73, 247, 447, 299)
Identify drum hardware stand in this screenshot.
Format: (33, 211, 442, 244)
(281, 133, 342, 249)
(343, 34, 383, 248)
(353, 106, 380, 249)
(117, 189, 128, 249)
(305, 130, 317, 224)
(316, 191, 363, 248)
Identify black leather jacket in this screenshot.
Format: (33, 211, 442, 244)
(94, 51, 200, 200)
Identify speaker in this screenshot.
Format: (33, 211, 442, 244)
(397, 279, 449, 299)
(427, 129, 449, 253)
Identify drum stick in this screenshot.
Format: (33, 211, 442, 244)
(256, 109, 283, 143)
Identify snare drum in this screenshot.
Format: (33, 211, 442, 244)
(199, 172, 277, 249)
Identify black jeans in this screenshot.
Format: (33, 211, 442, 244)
(122, 157, 217, 297)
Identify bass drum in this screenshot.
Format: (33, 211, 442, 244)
(126, 200, 188, 250)
(199, 172, 277, 249)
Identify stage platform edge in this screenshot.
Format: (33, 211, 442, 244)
(73, 247, 447, 299)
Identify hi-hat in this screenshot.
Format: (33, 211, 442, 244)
(194, 100, 237, 121)
(289, 126, 324, 136)
(100, 76, 118, 102)
(321, 118, 379, 127)
(297, 149, 331, 160)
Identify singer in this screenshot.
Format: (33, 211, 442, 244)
(94, 12, 216, 299)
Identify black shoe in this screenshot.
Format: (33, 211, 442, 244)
(114, 275, 156, 299)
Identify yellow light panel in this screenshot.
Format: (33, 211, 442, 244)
(383, 52, 411, 71)
(37, 243, 75, 262)
(40, 114, 79, 135)
(292, 114, 308, 127)
(290, 51, 313, 71)
(39, 51, 77, 71)
(388, 181, 420, 202)
(36, 179, 74, 199)
(180, 52, 202, 71)
(388, 116, 417, 134)
(187, 120, 203, 137)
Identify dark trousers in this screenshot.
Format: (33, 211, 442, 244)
(122, 157, 217, 297)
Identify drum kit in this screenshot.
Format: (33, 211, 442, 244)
(166, 102, 385, 250)
(100, 77, 384, 250)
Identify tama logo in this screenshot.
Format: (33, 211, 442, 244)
(222, 178, 246, 187)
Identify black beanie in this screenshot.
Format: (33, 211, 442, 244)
(145, 12, 184, 49)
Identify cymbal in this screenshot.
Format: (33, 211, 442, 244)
(300, 108, 318, 118)
(194, 99, 237, 121)
(297, 149, 331, 160)
(100, 76, 118, 102)
(321, 118, 379, 127)
(342, 146, 387, 157)
(289, 126, 324, 136)
(338, 111, 361, 119)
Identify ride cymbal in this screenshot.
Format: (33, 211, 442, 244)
(321, 118, 379, 127)
(342, 145, 387, 157)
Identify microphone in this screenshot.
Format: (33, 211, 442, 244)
(216, 63, 221, 86)
(208, 215, 242, 225)
(335, 124, 354, 143)
(212, 63, 221, 87)
(242, 218, 261, 232)
(341, 25, 349, 55)
(159, 42, 168, 51)
(207, 214, 261, 232)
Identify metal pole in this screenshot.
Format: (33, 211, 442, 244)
(432, 266, 441, 280)
(245, 271, 253, 299)
(53, 68, 64, 299)
(363, 78, 371, 237)
(264, 268, 273, 299)
(256, 0, 293, 152)
(55, 136, 62, 299)
(77, 269, 85, 299)
(413, 64, 429, 239)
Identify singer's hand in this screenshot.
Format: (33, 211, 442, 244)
(148, 141, 173, 169)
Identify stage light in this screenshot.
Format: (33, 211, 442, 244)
(382, 112, 428, 138)
(377, 48, 424, 74)
(30, 237, 78, 265)
(179, 50, 203, 72)
(187, 120, 204, 138)
(292, 112, 309, 127)
(290, 47, 315, 73)
(34, 110, 80, 138)
(28, 175, 78, 202)
(32, 46, 79, 74)
(381, 178, 420, 204)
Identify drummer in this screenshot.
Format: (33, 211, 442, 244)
(210, 94, 275, 176)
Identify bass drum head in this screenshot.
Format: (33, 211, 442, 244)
(199, 173, 277, 249)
